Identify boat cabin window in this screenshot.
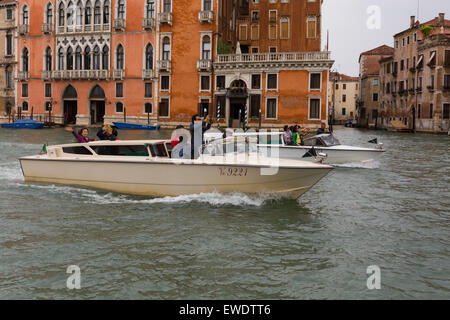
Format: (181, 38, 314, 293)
(62, 146, 93, 155)
(90, 145, 149, 156)
(148, 143, 169, 157)
(258, 135, 283, 145)
(165, 142, 173, 158)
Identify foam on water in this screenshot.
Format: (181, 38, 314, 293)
(7, 179, 277, 207)
(333, 160, 381, 169)
(82, 191, 270, 207)
(0, 162, 23, 181)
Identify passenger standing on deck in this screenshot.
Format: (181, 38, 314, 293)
(190, 114, 212, 159)
(316, 122, 328, 135)
(292, 126, 301, 146)
(65, 127, 95, 143)
(283, 125, 293, 145)
(97, 124, 117, 141)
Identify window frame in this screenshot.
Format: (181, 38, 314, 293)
(265, 96, 278, 120)
(308, 97, 321, 120)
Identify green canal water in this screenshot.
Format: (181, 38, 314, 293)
(0, 127, 448, 299)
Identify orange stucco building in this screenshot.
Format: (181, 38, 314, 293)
(15, 0, 333, 128)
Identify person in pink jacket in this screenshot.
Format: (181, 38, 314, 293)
(65, 127, 95, 143)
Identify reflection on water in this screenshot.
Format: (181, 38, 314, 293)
(0, 127, 449, 299)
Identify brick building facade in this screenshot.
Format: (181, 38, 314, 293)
(376, 14, 449, 133)
(10, 0, 333, 129)
(357, 45, 394, 128)
(0, 0, 16, 118)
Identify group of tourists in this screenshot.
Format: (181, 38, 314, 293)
(283, 122, 330, 146)
(65, 124, 118, 143)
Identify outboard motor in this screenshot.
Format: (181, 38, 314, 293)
(315, 152, 328, 164)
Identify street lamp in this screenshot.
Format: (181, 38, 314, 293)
(211, 32, 222, 129)
(330, 70, 339, 133)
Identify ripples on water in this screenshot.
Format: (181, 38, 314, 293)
(0, 127, 449, 299)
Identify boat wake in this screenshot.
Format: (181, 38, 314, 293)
(2, 162, 292, 207)
(0, 162, 23, 182)
(82, 191, 272, 207)
(6, 176, 284, 207)
(333, 160, 381, 169)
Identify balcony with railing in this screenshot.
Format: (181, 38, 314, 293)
(157, 60, 171, 72)
(52, 70, 109, 80)
(198, 11, 213, 24)
(197, 59, 212, 72)
(215, 52, 333, 69)
(18, 24, 29, 35)
(42, 71, 52, 80)
(18, 71, 30, 81)
(142, 69, 154, 79)
(42, 23, 53, 34)
(217, 52, 331, 63)
(158, 12, 173, 26)
(56, 23, 110, 34)
(143, 18, 155, 29)
(113, 19, 126, 31)
(113, 69, 125, 80)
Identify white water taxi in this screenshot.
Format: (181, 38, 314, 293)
(205, 131, 385, 164)
(19, 140, 333, 199)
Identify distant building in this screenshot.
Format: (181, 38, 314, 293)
(357, 45, 394, 128)
(328, 72, 359, 124)
(0, 0, 16, 120)
(379, 13, 450, 133)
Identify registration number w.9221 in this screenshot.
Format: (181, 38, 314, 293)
(218, 167, 248, 177)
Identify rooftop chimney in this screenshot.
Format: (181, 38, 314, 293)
(410, 16, 415, 28)
(439, 13, 445, 26)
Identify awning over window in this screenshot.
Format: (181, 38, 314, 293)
(428, 51, 436, 64)
(416, 55, 423, 67)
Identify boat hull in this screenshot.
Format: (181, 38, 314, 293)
(113, 122, 160, 130)
(259, 145, 384, 164)
(1, 123, 44, 129)
(19, 157, 332, 199)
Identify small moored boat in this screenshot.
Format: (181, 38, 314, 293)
(112, 122, 160, 130)
(19, 139, 333, 199)
(1, 119, 45, 129)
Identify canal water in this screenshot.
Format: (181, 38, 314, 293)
(0, 127, 448, 299)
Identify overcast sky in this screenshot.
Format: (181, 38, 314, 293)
(321, 0, 449, 76)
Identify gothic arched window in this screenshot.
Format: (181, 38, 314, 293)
(67, 47, 74, 70)
(45, 47, 52, 71)
(58, 47, 64, 70)
(102, 46, 109, 70)
(145, 44, 153, 70)
(116, 44, 124, 69)
(58, 3, 65, 26)
(22, 48, 29, 72)
(84, 46, 91, 69)
(75, 46, 82, 70)
(93, 45, 100, 70)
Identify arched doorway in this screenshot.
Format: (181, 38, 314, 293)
(63, 85, 78, 125)
(227, 79, 248, 128)
(89, 84, 106, 124)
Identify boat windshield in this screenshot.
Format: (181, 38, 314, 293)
(203, 136, 258, 155)
(321, 134, 341, 147)
(304, 134, 341, 147)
